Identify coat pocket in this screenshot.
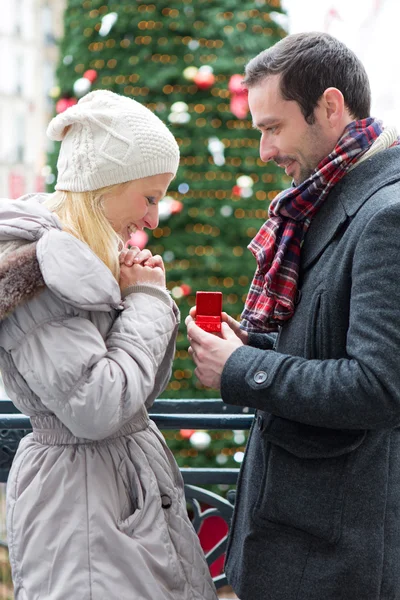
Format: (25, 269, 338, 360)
(117, 458, 144, 534)
(305, 286, 348, 360)
(253, 418, 365, 544)
(306, 288, 326, 359)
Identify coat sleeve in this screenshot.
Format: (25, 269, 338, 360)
(247, 332, 277, 350)
(221, 202, 400, 430)
(10, 285, 179, 440)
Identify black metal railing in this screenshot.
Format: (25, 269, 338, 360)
(0, 398, 254, 589)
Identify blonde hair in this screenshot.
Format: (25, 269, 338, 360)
(43, 184, 125, 280)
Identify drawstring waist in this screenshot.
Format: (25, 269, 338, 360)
(30, 409, 150, 445)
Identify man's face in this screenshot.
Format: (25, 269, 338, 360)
(249, 75, 335, 186)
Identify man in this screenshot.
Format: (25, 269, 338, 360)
(186, 32, 400, 600)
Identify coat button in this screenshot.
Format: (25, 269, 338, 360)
(161, 494, 172, 509)
(227, 490, 236, 505)
(295, 289, 302, 305)
(254, 371, 267, 384)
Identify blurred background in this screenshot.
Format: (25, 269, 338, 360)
(1, 0, 398, 203)
(0, 0, 398, 597)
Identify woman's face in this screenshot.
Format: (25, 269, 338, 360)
(103, 172, 174, 243)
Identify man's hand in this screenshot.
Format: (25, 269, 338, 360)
(188, 307, 249, 345)
(186, 314, 244, 389)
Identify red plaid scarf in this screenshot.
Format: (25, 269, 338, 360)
(241, 118, 389, 333)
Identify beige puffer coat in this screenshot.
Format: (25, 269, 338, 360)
(0, 194, 218, 600)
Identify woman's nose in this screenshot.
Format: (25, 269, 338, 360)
(144, 206, 159, 230)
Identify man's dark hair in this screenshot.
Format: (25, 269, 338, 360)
(244, 32, 371, 124)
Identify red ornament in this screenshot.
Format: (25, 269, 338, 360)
(83, 69, 98, 83)
(228, 74, 249, 119)
(194, 71, 216, 90)
(230, 94, 249, 120)
(232, 185, 241, 196)
(180, 429, 196, 439)
(125, 230, 148, 250)
(228, 74, 245, 94)
(170, 200, 184, 214)
(55, 99, 69, 114)
(180, 284, 192, 296)
(55, 97, 77, 114)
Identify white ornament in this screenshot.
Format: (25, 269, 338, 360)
(233, 430, 246, 445)
(178, 183, 190, 194)
(240, 187, 253, 199)
(168, 112, 179, 124)
(237, 175, 254, 188)
(233, 451, 245, 463)
(168, 111, 190, 125)
(214, 156, 225, 167)
(171, 101, 189, 113)
(158, 196, 174, 220)
(99, 12, 118, 37)
(49, 86, 61, 99)
(208, 137, 225, 166)
(73, 77, 91, 98)
(63, 55, 73, 66)
(175, 112, 191, 124)
(189, 431, 211, 450)
(216, 454, 229, 465)
(45, 173, 56, 185)
(220, 205, 233, 217)
(183, 66, 198, 81)
(171, 286, 184, 299)
(199, 65, 214, 74)
(163, 250, 175, 262)
(188, 40, 200, 51)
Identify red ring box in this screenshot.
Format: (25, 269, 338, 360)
(195, 291, 222, 333)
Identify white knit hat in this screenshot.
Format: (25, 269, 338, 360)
(46, 90, 180, 192)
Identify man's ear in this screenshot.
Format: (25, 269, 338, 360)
(321, 87, 345, 128)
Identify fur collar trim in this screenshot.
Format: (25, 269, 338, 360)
(0, 242, 45, 320)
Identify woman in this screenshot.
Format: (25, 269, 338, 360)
(0, 90, 218, 600)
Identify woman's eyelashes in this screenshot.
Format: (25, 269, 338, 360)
(146, 196, 157, 205)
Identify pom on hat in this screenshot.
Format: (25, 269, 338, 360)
(47, 90, 180, 192)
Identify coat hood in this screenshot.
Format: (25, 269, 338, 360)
(0, 194, 122, 319)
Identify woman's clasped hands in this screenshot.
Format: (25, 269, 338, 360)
(119, 245, 166, 290)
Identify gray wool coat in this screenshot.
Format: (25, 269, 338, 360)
(0, 195, 218, 600)
(221, 146, 400, 600)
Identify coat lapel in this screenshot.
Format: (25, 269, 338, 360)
(301, 146, 400, 271)
(301, 185, 347, 271)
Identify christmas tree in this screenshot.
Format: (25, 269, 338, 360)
(47, 0, 287, 476)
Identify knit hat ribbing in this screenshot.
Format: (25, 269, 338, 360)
(46, 90, 180, 192)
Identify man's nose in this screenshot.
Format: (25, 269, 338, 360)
(259, 137, 278, 163)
